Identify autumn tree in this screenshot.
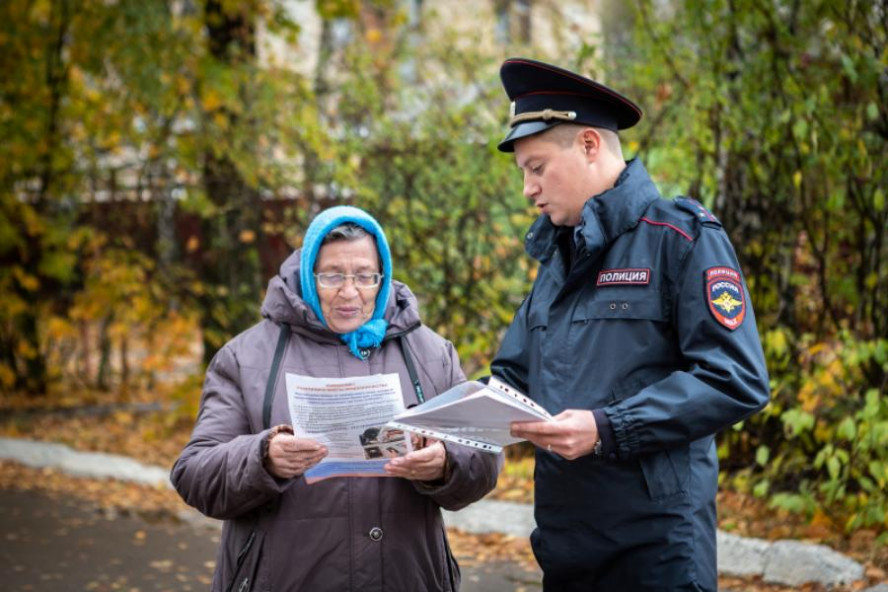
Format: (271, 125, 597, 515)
(602, 0, 888, 532)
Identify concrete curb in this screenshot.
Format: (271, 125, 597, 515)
(0, 437, 171, 486)
(717, 531, 865, 587)
(1, 437, 879, 589)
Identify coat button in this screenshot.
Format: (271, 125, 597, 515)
(369, 527, 383, 541)
(359, 348, 371, 359)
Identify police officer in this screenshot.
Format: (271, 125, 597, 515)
(491, 58, 770, 591)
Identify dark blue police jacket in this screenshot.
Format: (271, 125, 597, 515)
(491, 158, 770, 591)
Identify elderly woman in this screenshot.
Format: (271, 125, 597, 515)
(171, 206, 499, 592)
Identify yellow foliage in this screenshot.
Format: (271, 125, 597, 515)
(366, 28, 382, 44)
(13, 268, 40, 292)
(797, 385, 821, 413)
(16, 340, 37, 359)
(176, 74, 191, 95)
(112, 410, 135, 426)
(46, 317, 77, 341)
(0, 364, 15, 388)
(213, 111, 229, 130)
(201, 89, 223, 112)
(814, 419, 832, 443)
(763, 328, 788, 357)
(810, 508, 835, 529)
(0, 294, 28, 320)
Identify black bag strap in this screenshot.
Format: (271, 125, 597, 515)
(398, 335, 425, 405)
(263, 323, 290, 430)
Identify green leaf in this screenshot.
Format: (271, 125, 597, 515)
(769, 493, 808, 514)
(827, 456, 841, 480)
(836, 416, 857, 441)
(756, 445, 770, 467)
(858, 476, 875, 493)
(869, 461, 886, 484)
(753, 479, 770, 498)
(782, 409, 815, 437)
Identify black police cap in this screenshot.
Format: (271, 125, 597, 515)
(497, 57, 643, 152)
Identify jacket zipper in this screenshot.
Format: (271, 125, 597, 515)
(225, 530, 256, 592)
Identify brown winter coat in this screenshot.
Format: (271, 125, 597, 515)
(171, 251, 500, 591)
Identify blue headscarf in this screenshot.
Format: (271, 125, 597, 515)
(300, 206, 393, 359)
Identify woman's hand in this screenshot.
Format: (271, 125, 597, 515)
(384, 439, 447, 483)
(265, 433, 328, 479)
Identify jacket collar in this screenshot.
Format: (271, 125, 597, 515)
(525, 158, 660, 263)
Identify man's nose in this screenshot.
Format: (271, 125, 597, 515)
(523, 177, 539, 199)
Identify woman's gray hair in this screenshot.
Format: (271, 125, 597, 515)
(319, 222, 383, 271)
(321, 222, 372, 244)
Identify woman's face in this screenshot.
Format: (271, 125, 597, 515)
(315, 235, 381, 334)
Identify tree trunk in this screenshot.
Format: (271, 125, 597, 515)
(96, 314, 113, 392)
(18, 312, 47, 395)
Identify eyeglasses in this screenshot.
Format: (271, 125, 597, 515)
(314, 272, 383, 289)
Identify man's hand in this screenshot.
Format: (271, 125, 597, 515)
(265, 434, 327, 479)
(511, 409, 599, 460)
(384, 439, 447, 482)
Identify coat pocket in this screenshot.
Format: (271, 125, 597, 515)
(638, 445, 690, 502)
(226, 529, 266, 592)
(581, 296, 667, 321)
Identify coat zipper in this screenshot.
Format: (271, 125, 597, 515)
(225, 530, 257, 592)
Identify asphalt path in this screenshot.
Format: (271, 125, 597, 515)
(0, 488, 542, 592)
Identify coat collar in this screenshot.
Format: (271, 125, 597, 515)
(525, 158, 660, 263)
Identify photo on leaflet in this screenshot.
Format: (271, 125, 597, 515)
(360, 426, 409, 459)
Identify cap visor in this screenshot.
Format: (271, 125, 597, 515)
(497, 120, 561, 153)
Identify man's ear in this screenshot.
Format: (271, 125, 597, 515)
(580, 128, 602, 160)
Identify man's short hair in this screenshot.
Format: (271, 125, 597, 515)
(542, 123, 623, 159)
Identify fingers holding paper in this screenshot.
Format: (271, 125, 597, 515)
(266, 434, 328, 479)
(511, 409, 599, 460)
(384, 439, 447, 482)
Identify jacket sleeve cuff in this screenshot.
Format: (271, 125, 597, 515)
(603, 404, 640, 459)
(255, 428, 297, 490)
(412, 443, 500, 511)
(592, 409, 617, 460)
(413, 444, 453, 493)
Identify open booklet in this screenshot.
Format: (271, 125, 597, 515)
(386, 376, 554, 454)
(286, 372, 415, 484)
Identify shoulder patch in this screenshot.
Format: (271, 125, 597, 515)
(705, 267, 746, 330)
(675, 197, 721, 227)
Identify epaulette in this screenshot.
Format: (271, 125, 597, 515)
(674, 197, 721, 227)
